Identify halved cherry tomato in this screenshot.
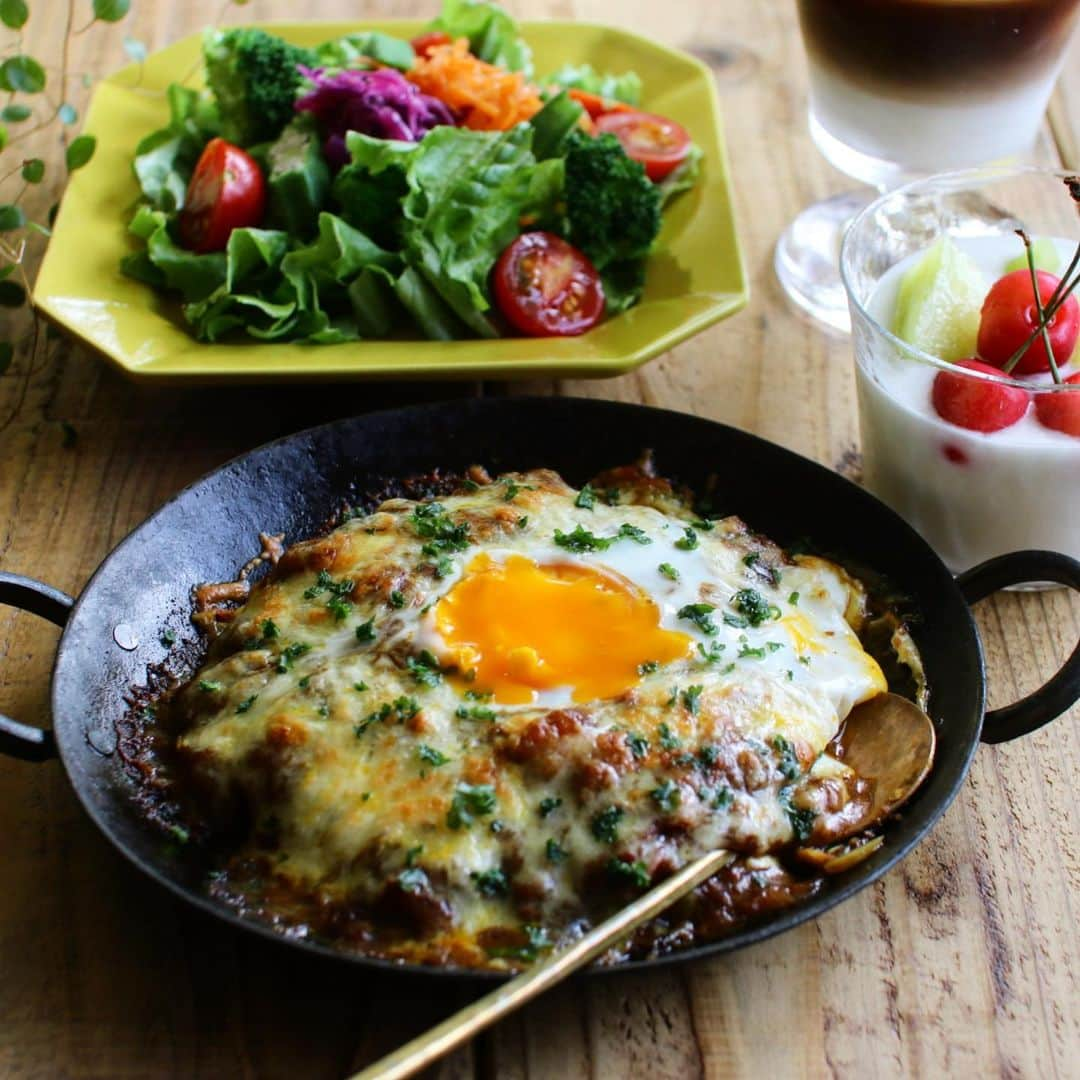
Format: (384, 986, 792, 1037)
(493, 232, 605, 337)
(595, 109, 691, 181)
(567, 88, 635, 120)
(411, 31, 453, 58)
(179, 138, 265, 254)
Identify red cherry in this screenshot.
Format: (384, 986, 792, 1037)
(977, 269, 1080, 375)
(1033, 371, 1080, 437)
(931, 359, 1031, 433)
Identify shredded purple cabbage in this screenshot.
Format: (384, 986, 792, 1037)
(295, 66, 455, 168)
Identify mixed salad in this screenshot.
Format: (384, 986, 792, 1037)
(120, 0, 703, 344)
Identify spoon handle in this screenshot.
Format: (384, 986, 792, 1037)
(347, 848, 732, 1080)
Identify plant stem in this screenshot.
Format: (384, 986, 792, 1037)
(1017, 229, 1063, 384)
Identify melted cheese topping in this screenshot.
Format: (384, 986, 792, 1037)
(175, 468, 888, 967)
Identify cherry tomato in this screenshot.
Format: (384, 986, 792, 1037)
(411, 31, 453, 58)
(493, 232, 605, 337)
(976, 269, 1080, 375)
(595, 110, 691, 181)
(1033, 371, 1080, 437)
(567, 89, 634, 120)
(931, 358, 1030, 433)
(179, 138, 265, 254)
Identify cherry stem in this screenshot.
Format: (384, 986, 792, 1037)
(1017, 229, 1063, 384)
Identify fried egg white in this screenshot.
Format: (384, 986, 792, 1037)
(175, 468, 888, 966)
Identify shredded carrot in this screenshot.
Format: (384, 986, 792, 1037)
(407, 38, 543, 132)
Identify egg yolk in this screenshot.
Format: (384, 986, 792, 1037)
(432, 553, 692, 704)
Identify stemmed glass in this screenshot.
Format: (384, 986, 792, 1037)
(776, 0, 1080, 333)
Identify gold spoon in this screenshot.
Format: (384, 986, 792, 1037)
(348, 692, 935, 1080)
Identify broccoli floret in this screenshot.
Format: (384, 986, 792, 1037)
(562, 130, 661, 270)
(203, 28, 314, 147)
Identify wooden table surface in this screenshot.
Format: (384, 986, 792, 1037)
(2, 2, 1078, 1077)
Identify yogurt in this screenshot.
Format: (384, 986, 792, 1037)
(856, 235, 1080, 572)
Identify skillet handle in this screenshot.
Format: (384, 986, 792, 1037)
(0, 572, 72, 762)
(957, 551, 1080, 745)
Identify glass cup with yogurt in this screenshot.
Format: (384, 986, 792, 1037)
(840, 166, 1080, 575)
(777, 0, 1080, 332)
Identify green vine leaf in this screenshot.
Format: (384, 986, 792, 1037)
(0, 280, 26, 306)
(0, 56, 46, 94)
(0, 341, 12, 375)
(66, 134, 96, 171)
(21, 158, 43, 183)
(0, 0, 28, 30)
(93, 0, 130, 21)
(1, 104, 31, 122)
(58, 103, 77, 125)
(122, 36, 147, 62)
(0, 203, 25, 230)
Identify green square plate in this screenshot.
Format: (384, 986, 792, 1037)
(34, 21, 747, 382)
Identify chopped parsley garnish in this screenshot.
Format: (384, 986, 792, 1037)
(235, 695, 257, 714)
(681, 685, 704, 715)
(485, 924, 551, 961)
(461, 478, 480, 492)
(326, 595, 352, 621)
(606, 858, 650, 888)
(603, 487, 622, 505)
(723, 612, 749, 629)
(455, 704, 497, 721)
(788, 591, 800, 606)
(167, 823, 190, 846)
(617, 523, 651, 545)
(658, 562, 680, 581)
(539, 796, 562, 818)
(398, 867, 428, 894)
(553, 524, 613, 553)
(406, 650, 443, 688)
(198, 680, 222, 693)
(260, 618, 279, 640)
(447, 783, 497, 829)
(276, 641, 310, 673)
(771, 735, 801, 781)
(651, 779, 681, 812)
(502, 479, 534, 502)
(780, 787, 816, 842)
(713, 786, 734, 810)
(410, 502, 471, 556)
(355, 696, 420, 736)
(160, 629, 176, 647)
(677, 602, 718, 635)
(546, 838, 568, 863)
(637, 660, 660, 676)
(697, 641, 726, 665)
(658, 722, 680, 750)
(742, 552, 760, 569)
(302, 569, 333, 599)
(405, 844, 423, 867)
(355, 618, 376, 643)
(731, 588, 778, 627)
(627, 732, 649, 759)
(465, 689, 493, 701)
(316, 704, 330, 718)
(388, 590, 406, 609)
(798, 655, 812, 666)
(470, 868, 509, 897)
(698, 744, 720, 768)
(298, 676, 311, 689)
(418, 744, 450, 767)
(354, 681, 368, 692)
(459, 701, 496, 720)
(591, 805, 625, 844)
(516, 515, 528, 530)
(575, 483, 597, 510)
(674, 527, 699, 551)
(738, 644, 767, 660)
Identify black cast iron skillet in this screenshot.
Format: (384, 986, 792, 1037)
(2, 397, 1079, 978)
